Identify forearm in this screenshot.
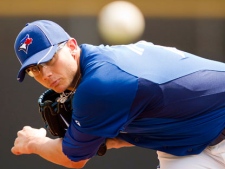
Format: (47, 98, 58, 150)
(106, 138, 134, 149)
(31, 137, 88, 168)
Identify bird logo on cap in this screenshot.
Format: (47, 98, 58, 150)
(18, 34, 33, 54)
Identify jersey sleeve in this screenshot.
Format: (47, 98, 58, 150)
(62, 120, 105, 161)
(62, 61, 139, 161)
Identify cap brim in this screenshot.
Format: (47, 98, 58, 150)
(17, 45, 58, 82)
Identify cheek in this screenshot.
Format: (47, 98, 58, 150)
(34, 77, 49, 88)
(62, 58, 78, 77)
(63, 65, 77, 83)
(57, 61, 77, 85)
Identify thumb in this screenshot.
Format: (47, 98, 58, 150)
(11, 146, 21, 155)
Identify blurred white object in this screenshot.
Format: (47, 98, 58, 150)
(98, 1, 145, 45)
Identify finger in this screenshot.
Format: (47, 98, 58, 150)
(11, 147, 21, 155)
(23, 126, 31, 130)
(17, 130, 24, 136)
(39, 128, 47, 135)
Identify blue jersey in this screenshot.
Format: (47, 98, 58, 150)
(62, 41, 225, 161)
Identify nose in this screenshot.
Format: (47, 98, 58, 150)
(40, 65, 52, 80)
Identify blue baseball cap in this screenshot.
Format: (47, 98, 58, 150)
(14, 20, 70, 82)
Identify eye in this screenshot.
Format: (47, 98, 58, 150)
(30, 66, 39, 72)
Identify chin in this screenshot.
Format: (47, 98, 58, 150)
(52, 87, 67, 93)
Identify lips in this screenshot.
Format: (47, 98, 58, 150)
(49, 79, 60, 89)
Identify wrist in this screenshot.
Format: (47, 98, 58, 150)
(29, 137, 51, 154)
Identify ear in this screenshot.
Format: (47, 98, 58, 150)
(67, 38, 78, 53)
(66, 38, 80, 62)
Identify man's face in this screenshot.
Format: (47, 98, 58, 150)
(33, 40, 79, 93)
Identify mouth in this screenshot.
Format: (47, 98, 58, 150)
(49, 79, 60, 89)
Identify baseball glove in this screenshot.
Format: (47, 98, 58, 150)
(38, 89, 73, 138)
(38, 89, 107, 156)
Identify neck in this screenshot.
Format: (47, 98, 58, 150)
(71, 72, 81, 91)
(68, 66, 81, 91)
(68, 48, 82, 91)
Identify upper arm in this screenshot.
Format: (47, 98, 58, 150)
(73, 62, 138, 137)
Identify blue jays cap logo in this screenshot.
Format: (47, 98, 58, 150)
(18, 34, 33, 54)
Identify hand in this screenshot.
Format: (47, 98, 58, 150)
(11, 126, 88, 168)
(11, 126, 47, 155)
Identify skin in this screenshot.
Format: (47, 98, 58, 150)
(11, 38, 134, 168)
(34, 38, 81, 93)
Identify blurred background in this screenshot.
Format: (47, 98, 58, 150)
(1, 0, 225, 168)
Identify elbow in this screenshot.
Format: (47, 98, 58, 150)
(67, 159, 88, 169)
